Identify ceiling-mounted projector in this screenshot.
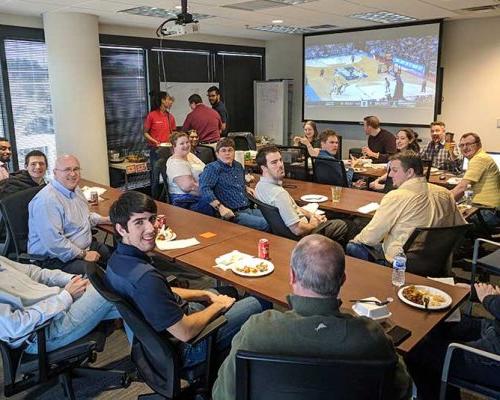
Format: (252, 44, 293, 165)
(156, 0, 199, 37)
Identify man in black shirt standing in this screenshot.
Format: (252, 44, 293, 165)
(361, 115, 396, 163)
(207, 86, 228, 137)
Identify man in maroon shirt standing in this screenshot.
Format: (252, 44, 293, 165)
(182, 94, 222, 145)
(361, 115, 396, 163)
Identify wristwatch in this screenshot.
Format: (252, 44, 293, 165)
(78, 249, 87, 259)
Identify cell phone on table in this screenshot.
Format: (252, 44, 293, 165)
(386, 325, 411, 346)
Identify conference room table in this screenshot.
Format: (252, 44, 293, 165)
(83, 178, 469, 354)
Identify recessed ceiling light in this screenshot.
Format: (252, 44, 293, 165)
(350, 11, 417, 24)
(119, 6, 213, 20)
(272, 19, 283, 23)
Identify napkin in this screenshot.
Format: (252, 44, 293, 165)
(156, 238, 200, 251)
(371, 163, 388, 170)
(357, 202, 380, 214)
(81, 186, 107, 201)
(301, 202, 325, 215)
(447, 177, 461, 185)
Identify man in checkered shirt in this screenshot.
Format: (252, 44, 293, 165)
(420, 121, 462, 170)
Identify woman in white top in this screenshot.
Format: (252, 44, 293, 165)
(166, 131, 214, 215)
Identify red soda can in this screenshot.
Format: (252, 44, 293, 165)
(155, 214, 166, 229)
(258, 238, 270, 260)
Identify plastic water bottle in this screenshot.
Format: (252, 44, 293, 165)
(464, 185, 474, 208)
(392, 253, 407, 287)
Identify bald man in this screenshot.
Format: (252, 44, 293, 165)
(28, 155, 110, 274)
(213, 235, 412, 400)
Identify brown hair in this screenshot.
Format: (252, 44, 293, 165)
(303, 120, 318, 141)
(397, 128, 420, 153)
(390, 150, 424, 176)
(215, 137, 235, 153)
(170, 131, 188, 147)
(363, 116, 380, 129)
(460, 132, 482, 147)
(256, 145, 281, 172)
(430, 121, 445, 129)
(319, 129, 339, 144)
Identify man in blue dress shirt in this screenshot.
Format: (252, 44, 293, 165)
(199, 138, 268, 231)
(28, 155, 110, 274)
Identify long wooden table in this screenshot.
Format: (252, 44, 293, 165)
(82, 179, 254, 261)
(176, 229, 469, 354)
(84, 178, 469, 354)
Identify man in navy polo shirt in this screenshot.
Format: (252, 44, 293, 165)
(199, 137, 269, 231)
(207, 86, 228, 137)
(105, 191, 262, 368)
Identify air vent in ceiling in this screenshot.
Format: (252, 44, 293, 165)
(222, 0, 285, 11)
(119, 6, 213, 20)
(461, 4, 500, 12)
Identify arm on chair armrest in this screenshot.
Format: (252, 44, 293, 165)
(189, 316, 227, 346)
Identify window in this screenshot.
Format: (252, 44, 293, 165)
(4, 39, 56, 172)
(100, 46, 148, 153)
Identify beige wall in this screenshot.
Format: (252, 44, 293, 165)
(265, 16, 500, 156)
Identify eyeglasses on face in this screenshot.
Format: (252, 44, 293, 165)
(458, 141, 478, 149)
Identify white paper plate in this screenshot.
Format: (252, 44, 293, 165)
(232, 258, 274, 277)
(156, 231, 176, 244)
(398, 285, 452, 310)
(301, 194, 328, 203)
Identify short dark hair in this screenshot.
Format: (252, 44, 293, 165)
(25, 150, 48, 167)
(390, 150, 424, 176)
(216, 137, 235, 153)
(0, 137, 9, 143)
(291, 235, 345, 297)
(109, 191, 157, 235)
(149, 91, 173, 111)
(319, 129, 338, 144)
(188, 94, 202, 105)
(256, 145, 280, 172)
(363, 116, 380, 129)
(170, 131, 188, 147)
(207, 86, 220, 95)
(397, 128, 420, 153)
(460, 132, 482, 148)
(430, 121, 445, 129)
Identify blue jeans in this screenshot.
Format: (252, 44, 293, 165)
(346, 242, 387, 266)
(179, 296, 262, 368)
(234, 208, 269, 231)
(170, 193, 215, 216)
(25, 285, 122, 354)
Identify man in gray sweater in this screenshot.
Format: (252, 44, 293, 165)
(0, 256, 120, 353)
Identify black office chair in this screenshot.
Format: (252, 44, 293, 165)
(0, 318, 124, 399)
(277, 145, 310, 181)
(402, 224, 471, 277)
(312, 156, 349, 187)
(0, 186, 45, 262)
(196, 145, 217, 164)
(152, 158, 171, 204)
(228, 132, 257, 151)
(236, 350, 397, 400)
(248, 196, 300, 241)
(439, 343, 500, 400)
(86, 263, 227, 399)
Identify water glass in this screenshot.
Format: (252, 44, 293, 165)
(331, 186, 342, 202)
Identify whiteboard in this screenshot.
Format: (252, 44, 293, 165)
(160, 82, 219, 126)
(254, 81, 289, 145)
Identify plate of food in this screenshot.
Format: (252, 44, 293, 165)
(300, 194, 328, 203)
(398, 285, 452, 310)
(156, 225, 176, 245)
(231, 258, 274, 277)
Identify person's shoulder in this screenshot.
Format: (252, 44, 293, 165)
(108, 253, 156, 283)
(203, 160, 221, 172)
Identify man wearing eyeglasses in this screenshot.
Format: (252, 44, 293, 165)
(451, 133, 500, 224)
(28, 155, 111, 274)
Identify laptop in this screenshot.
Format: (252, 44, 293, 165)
(462, 151, 500, 171)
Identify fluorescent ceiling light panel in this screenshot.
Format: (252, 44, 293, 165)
(119, 6, 213, 20)
(247, 24, 318, 34)
(350, 11, 417, 24)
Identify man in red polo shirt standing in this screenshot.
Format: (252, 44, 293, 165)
(182, 94, 222, 146)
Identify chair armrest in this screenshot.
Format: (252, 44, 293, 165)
(35, 319, 52, 382)
(441, 342, 500, 386)
(17, 253, 48, 264)
(189, 316, 227, 346)
(166, 275, 177, 284)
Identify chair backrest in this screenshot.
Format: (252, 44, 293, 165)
(86, 264, 180, 398)
(0, 186, 43, 258)
(236, 350, 397, 400)
(152, 158, 170, 203)
(196, 145, 216, 164)
(249, 196, 300, 241)
(277, 145, 310, 181)
(402, 224, 471, 277)
(228, 132, 257, 150)
(349, 147, 363, 158)
(312, 157, 348, 187)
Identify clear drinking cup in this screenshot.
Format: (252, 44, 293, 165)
(331, 186, 342, 202)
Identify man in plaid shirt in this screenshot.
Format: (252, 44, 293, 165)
(420, 121, 461, 170)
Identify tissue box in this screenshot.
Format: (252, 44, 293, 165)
(352, 297, 391, 320)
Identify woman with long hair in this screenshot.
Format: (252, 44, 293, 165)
(369, 128, 419, 192)
(293, 120, 321, 157)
